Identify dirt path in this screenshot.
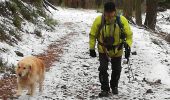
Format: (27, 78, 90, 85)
(0, 26, 77, 99)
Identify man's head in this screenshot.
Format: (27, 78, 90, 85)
(104, 2, 116, 22)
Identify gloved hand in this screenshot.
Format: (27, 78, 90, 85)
(90, 49, 96, 57)
(124, 43, 131, 59)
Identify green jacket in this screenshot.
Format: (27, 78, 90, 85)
(89, 15, 133, 57)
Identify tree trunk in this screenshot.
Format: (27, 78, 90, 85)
(114, 0, 123, 9)
(63, 0, 70, 7)
(80, 0, 86, 8)
(123, 0, 133, 21)
(135, 0, 142, 26)
(71, 0, 79, 8)
(144, 0, 158, 30)
(96, 0, 102, 8)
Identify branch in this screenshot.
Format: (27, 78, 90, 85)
(43, 0, 58, 11)
(43, 0, 52, 13)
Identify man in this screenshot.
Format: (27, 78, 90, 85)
(89, 2, 133, 97)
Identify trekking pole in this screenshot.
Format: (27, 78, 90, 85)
(127, 58, 135, 82)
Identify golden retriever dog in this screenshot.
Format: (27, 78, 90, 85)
(15, 56, 45, 96)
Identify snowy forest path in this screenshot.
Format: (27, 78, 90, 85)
(0, 21, 78, 99)
(1, 8, 170, 100)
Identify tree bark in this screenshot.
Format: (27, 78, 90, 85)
(123, 0, 133, 22)
(144, 0, 158, 30)
(135, 0, 142, 26)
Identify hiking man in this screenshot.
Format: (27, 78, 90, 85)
(89, 1, 133, 97)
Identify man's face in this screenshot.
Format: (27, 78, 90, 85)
(104, 11, 116, 22)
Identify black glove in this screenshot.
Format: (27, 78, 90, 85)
(124, 43, 131, 59)
(90, 49, 96, 57)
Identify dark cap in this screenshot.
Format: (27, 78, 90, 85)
(104, 2, 116, 12)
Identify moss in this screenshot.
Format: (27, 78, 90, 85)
(35, 0, 43, 7)
(38, 9, 46, 17)
(10, 0, 33, 21)
(13, 14, 22, 29)
(17, 1, 33, 21)
(6, 1, 19, 14)
(31, 9, 39, 18)
(11, 0, 23, 8)
(44, 17, 58, 28)
(21, 8, 33, 21)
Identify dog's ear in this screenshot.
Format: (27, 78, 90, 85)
(15, 63, 19, 72)
(17, 63, 20, 68)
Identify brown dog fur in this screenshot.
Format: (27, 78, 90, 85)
(16, 56, 45, 96)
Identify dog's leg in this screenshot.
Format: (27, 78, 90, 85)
(39, 82, 43, 92)
(15, 84, 22, 97)
(39, 71, 45, 92)
(30, 83, 35, 96)
(39, 75, 44, 92)
(26, 85, 31, 95)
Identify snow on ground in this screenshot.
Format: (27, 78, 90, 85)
(16, 7, 170, 100)
(1, 7, 170, 99)
(0, 0, 8, 2)
(157, 9, 170, 34)
(0, 11, 74, 67)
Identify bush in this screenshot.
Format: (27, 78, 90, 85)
(0, 0, 57, 45)
(44, 17, 58, 28)
(6, 1, 19, 14)
(13, 14, 22, 29)
(21, 8, 33, 21)
(37, 9, 46, 18)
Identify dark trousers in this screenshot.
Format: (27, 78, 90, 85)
(98, 53, 122, 91)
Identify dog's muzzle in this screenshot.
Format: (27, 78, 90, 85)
(18, 73, 22, 77)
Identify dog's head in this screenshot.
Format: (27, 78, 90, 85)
(16, 63, 32, 78)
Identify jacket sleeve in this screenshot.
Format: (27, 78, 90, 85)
(89, 16, 101, 50)
(120, 16, 133, 47)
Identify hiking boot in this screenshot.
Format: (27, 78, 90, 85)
(112, 87, 118, 94)
(98, 91, 109, 97)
